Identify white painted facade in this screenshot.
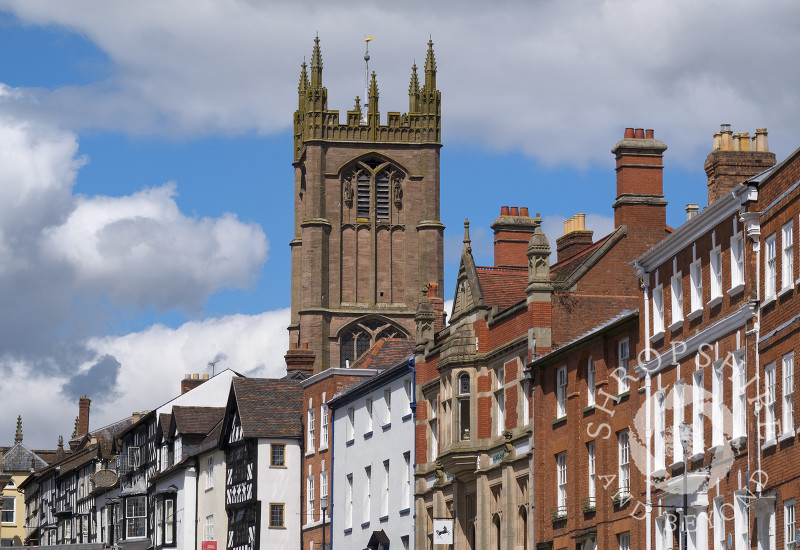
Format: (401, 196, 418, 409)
(196, 448, 227, 547)
(331, 363, 415, 550)
(256, 438, 301, 549)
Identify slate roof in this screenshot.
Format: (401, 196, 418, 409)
(349, 338, 415, 370)
(328, 352, 413, 408)
(475, 266, 528, 310)
(172, 406, 225, 436)
(0, 443, 49, 472)
(230, 378, 303, 439)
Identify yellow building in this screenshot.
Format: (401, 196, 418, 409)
(1, 417, 53, 547)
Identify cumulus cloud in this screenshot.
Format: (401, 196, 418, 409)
(1, 0, 799, 166)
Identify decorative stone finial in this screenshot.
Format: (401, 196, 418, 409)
(14, 415, 22, 445)
(463, 219, 472, 254)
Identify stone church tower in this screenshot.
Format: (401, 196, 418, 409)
(287, 37, 444, 372)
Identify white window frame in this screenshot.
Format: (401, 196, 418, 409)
(307, 407, 315, 453)
(618, 430, 630, 497)
(693, 369, 705, 455)
(655, 391, 666, 471)
(345, 474, 353, 528)
(556, 452, 567, 510)
(365, 398, 373, 433)
(690, 258, 703, 313)
(520, 378, 530, 426)
(732, 351, 747, 439)
(320, 403, 329, 447)
(766, 233, 777, 300)
(306, 474, 315, 523)
(587, 442, 596, 502)
(765, 361, 777, 442)
(125, 495, 146, 539)
(1, 496, 15, 524)
(731, 232, 745, 289)
(713, 362, 724, 447)
(671, 272, 684, 325)
(618, 339, 630, 394)
(381, 460, 390, 518)
(783, 352, 795, 436)
(384, 388, 392, 424)
(653, 284, 665, 335)
(556, 366, 567, 418)
(783, 220, 794, 292)
(206, 456, 214, 490)
(587, 357, 596, 407)
(619, 531, 631, 550)
(204, 515, 214, 541)
(402, 453, 411, 510)
(714, 497, 725, 550)
(672, 382, 684, 464)
(404, 378, 413, 415)
(363, 466, 371, 523)
(495, 368, 505, 436)
(710, 245, 723, 301)
(785, 498, 796, 550)
(346, 406, 355, 441)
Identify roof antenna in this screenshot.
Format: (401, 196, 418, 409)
(362, 34, 374, 124)
(208, 359, 220, 377)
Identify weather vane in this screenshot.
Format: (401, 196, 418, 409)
(362, 34, 374, 124)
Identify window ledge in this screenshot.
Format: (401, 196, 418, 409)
(402, 413, 413, 422)
(361, 521, 371, 529)
(318, 444, 328, 452)
(581, 405, 596, 413)
(778, 432, 794, 443)
(668, 319, 684, 332)
(615, 390, 631, 402)
(379, 515, 389, 523)
(689, 452, 705, 462)
(761, 438, 777, 451)
(707, 296, 723, 308)
(650, 330, 665, 343)
(364, 431, 373, 440)
(728, 283, 745, 297)
(779, 285, 793, 297)
(651, 468, 667, 479)
(343, 528, 352, 535)
(687, 309, 703, 321)
(707, 444, 723, 454)
(399, 508, 411, 516)
(761, 295, 776, 308)
(669, 460, 684, 470)
(305, 450, 315, 457)
(346, 439, 355, 447)
(552, 416, 567, 426)
(729, 436, 747, 451)
(381, 423, 392, 432)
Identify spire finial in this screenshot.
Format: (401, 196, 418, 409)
(310, 35, 323, 88)
(424, 38, 437, 90)
(14, 415, 22, 445)
(362, 35, 374, 123)
(299, 61, 308, 91)
(408, 62, 420, 113)
(463, 219, 471, 253)
(368, 71, 379, 114)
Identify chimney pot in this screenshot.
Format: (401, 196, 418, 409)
(510, 206, 519, 216)
(202, 373, 209, 380)
(634, 128, 645, 139)
(290, 342, 297, 349)
(302, 342, 309, 349)
(500, 206, 509, 216)
(645, 129, 654, 139)
(577, 213, 586, 231)
(184, 374, 191, 380)
(520, 207, 529, 217)
(192, 373, 199, 380)
(624, 127, 634, 138)
(755, 128, 769, 152)
(686, 204, 700, 221)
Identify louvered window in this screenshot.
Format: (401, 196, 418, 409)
(357, 171, 370, 218)
(375, 171, 390, 219)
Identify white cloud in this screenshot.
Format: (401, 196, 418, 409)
(1, 0, 799, 166)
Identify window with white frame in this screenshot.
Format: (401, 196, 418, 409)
(655, 391, 666, 471)
(307, 407, 315, 452)
(556, 452, 567, 511)
(671, 273, 683, 324)
(690, 258, 703, 312)
(556, 366, 567, 418)
(783, 221, 794, 291)
(618, 339, 630, 393)
(765, 361, 777, 442)
(306, 474, 315, 523)
(783, 352, 795, 435)
(653, 284, 665, 334)
(656, 516, 668, 550)
(382, 460, 390, 517)
(1, 497, 14, 524)
(587, 442, 596, 503)
(363, 466, 371, 523)
(786, 499, 796, 550)
(205, 515, 214, 541)
(402, 452, 411, 510)
(366, 398, 373, 433)
(587, 357, 596, 407)
(618, 430, 630, 498)
(766, 233, 777, 299)
(521, 378, 530, 425)
(384, 388, 392, 424)
(714, 497, 725, 550)
(713, 362, 724, 447)
(618, 531, 631, 550)
(321, 403, 329, 447)
(206, 456, 214, 489)
(732, 351, 747, 439)
(731, 232, 745, 288)
(125, 496, 146, 538)
(429, 397, 438, 461)
(346, 406, 355, 441)
(345, 474, 353, 528)
(320, 470, 328, 520)
(710, 246, 723, 300)
(693, 369, 705, 455)
(458, 373, 471, 440)
(495, 368, 505, 436)
(404, 378, 413, 414)
(672, 383, 684, 464)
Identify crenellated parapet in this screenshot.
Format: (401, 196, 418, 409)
(293, 37, 441, 162)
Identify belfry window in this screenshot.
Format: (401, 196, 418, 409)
(340, 318, 406, 366)
(344, 157, 404, 221)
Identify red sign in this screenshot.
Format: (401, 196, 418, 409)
(202, 542, 217, 550)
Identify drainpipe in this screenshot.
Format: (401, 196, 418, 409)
(639, 266, 653, 550)
(408, 357, 417, 547)
(328, 398, 335, 550)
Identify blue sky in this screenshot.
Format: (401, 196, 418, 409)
(1, 1, 798, 447)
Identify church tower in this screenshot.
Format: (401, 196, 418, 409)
(287, 37, 444, 372)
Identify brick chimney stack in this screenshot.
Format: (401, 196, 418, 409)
(77, 396, 91, 438)
(426, 283, 446, 333)
(704, 125, 776, 204)
(181, 373, 209, 394)
(556, 213, 594, 263)
(611, 127, 668, 229)
(490, 206, 537, 268)
(285, 343, 316, 377)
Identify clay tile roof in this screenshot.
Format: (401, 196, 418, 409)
(231, 378, 303, 439)
(349, 338, 415, 370)
(475, 267, 528, 310)
(172, 407, 225, 436)
(158, 413, 172, 439)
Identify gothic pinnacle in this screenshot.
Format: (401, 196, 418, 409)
(310, 35, 323, 87)
(409, 63, 419, 94)
(298, 61, 309, 92)
(424, 38, 437, 90)
(368, 71, 379, 113)
(463, 219, 472, 253)
(15, 415, 22, 445)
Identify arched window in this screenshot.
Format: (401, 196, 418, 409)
(518, 506, 528, 550)
(340, 318, 406, 366)
(492, 514, 501, 550)
(343, 157, 404, 221)
(458, 372, 471, 441)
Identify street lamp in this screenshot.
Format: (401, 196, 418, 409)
(679, 421, 692, 550)
(321, 495, 328, 550)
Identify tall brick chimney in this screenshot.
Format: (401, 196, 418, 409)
(180, 373, 209, 394)
(704, 125, 776, 204)
(426, 282, 446, 333)
(556, 213, 594, 263)
(285, 343, 316, 377)
(77, 396, 91, 438)
(490, 206, 537, 268)
(611, 128, 668, 229)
